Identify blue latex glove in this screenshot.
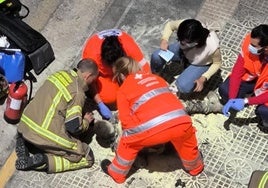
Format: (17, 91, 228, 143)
(229, 98, 245, 111)
(98, 102, 112, 120)
(222, 100, 233, 117)
(222, 99, 245, 117)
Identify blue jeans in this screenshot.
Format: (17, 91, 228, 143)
(218, 77, 256, 103)
(175, 64, 210, 93)
(256, 105, 268, 125)
(150, 42, 210, 93)
(219, 77, 268, 124)
(150, 42, 181, 73)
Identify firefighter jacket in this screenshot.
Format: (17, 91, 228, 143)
(116, 71, 192, 143)
(82, 29, 150, 104)
(18, 70, 91, 162)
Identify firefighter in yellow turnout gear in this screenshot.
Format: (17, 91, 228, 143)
(16, 59, 99, 173)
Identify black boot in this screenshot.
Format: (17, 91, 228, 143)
(257, 124, 268, 134)
(15, 134, 29, 159)
(101, 159, 111, 175)
(15, 153, 47, 171)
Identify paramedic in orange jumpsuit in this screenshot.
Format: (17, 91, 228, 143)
(220, 24, 268, 133)
(100, 56, 204, 184)
(82, 29, 150, 120)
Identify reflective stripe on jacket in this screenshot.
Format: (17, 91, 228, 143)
(241, 34, 268, 105)
(18, 70, 88, 157)
(117, 72, 191, 143)
(123, 109, 187, 137)
(254, 65, 268, 106)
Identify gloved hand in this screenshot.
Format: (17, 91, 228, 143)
(98, 102, 112, 120)
(222, 100, 233, 117)
(222, 99, 245, 117)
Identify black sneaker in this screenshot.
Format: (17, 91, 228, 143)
(15, 153, 47, 171)
(101, 159, 111, 175)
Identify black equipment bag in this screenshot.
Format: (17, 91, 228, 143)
(0, 0, 29, 18)
(0, 14, 55, 75)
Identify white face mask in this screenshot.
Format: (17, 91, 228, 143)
(179, 41, 198, 50)
(248, 44, 262, 55)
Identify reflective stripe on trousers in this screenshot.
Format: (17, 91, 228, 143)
(109, 154, 135, 176)
(259, 172, 268, 188)
(52, 155, 89, 173)
(181, 151, 203, 171)
(123, 109, 187, 137)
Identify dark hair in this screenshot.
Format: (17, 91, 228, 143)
(77, 58, 98, 75)
(101, 36, 125, 66)
(177, 19, 209, 48)
(251, 24, 268, 47)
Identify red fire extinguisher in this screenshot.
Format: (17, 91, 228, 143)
(4, 81, 28, 124)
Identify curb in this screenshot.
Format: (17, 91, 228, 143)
(0, 150, 17, 188)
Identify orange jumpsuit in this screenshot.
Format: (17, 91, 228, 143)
(82, 29, 150, 104)
(107, 72, 204, 183)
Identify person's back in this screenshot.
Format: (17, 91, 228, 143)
(18, 69, 85, 150)
(100, 57, 204, 184)
(82, 29, 150, 110)
(117, 71, 191, 132)
(82, 29, 149, 75)
(16, 59, 98, 173)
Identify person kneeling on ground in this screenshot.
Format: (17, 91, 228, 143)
(184, 24, 268, 133)
(100, 56, 204, 184)
(15, 59, 99, 173)
(150, 19, 222, 94)
(82, 29, 151, 120)
(220, 24, 268, 133)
